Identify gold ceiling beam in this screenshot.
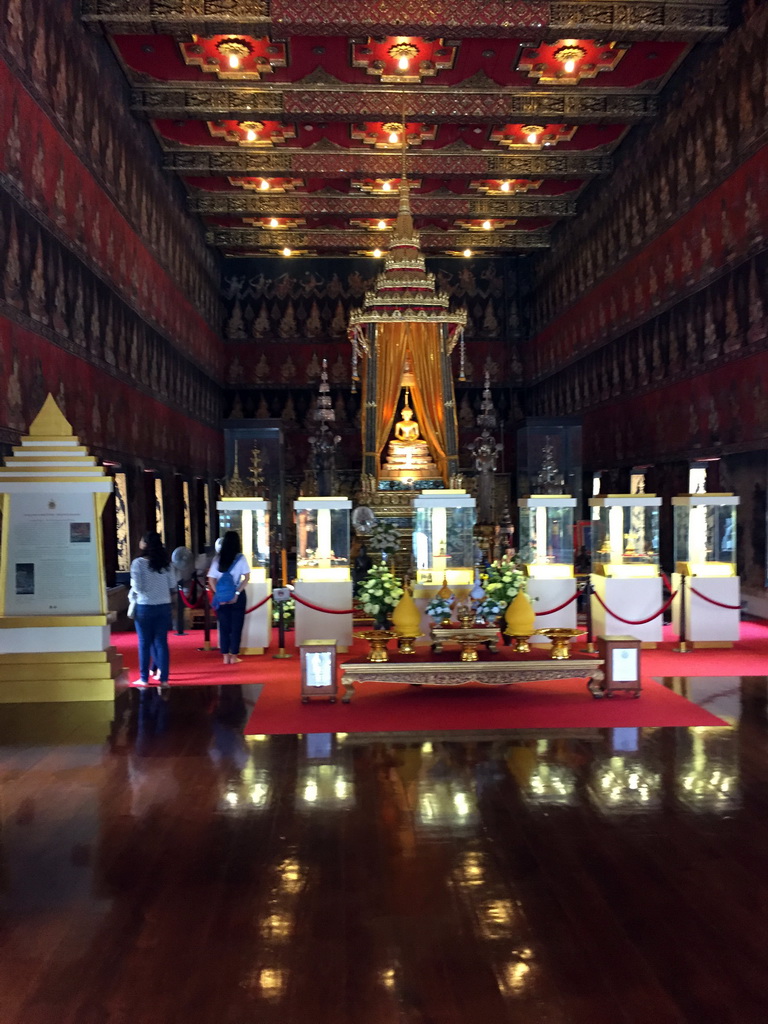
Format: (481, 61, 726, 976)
(206, 227, 552, 250)
(163, 148, 611, 177)
(82, 0, 728, 40)
(188, 193, 578, 217)
(132, 85, 658, 124)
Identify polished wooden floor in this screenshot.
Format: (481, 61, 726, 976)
(1, 678, 768, 1023)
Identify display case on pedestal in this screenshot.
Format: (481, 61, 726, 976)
(411, 490, 476, 640)
(294, 498, 353, 650)
(216, 497, 272, 654)
(518, 496, 577, 643)
(589, 495, 663, 645)
(671, 494, 740, 646)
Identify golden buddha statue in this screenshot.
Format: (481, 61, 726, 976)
(381, 389, 438, 481)
(394, 403, 420, 443)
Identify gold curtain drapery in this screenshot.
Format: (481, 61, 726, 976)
(362, 320, 456, 484)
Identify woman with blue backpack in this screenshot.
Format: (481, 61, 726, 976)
(208, 531, 251, 664)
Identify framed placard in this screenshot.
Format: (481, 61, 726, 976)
(596, 635, 642, 697)
(300, 640, 337, 703)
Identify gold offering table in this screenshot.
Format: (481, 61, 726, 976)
(339, 656, 604, 703)
(431, 626, 499, 658)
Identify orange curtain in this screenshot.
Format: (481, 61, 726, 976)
(407, 321, 454, 483)
(372, 322, 409, 463)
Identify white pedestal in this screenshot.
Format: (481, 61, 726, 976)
(590, 575, 663, 644)
(527, 578, 578, 644)
(240, 580, 272, 654)
(671, 574, 740, 644)
(294, 580, 353, 651)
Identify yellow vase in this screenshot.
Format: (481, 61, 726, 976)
(504, 591, 535, 637)
(391, 585, 422, 637)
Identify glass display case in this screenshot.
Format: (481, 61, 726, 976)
(589, 495, 661, 577)
(672, 494, 738, 576)
(294, 498, 352, 582)
(217, 498, 270, 581)
(518, 496, 576, 578)
(412, 490, 475, 586)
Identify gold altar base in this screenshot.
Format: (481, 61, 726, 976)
(241, 647, 265, 656)
(691, 641, 734, 649)
(533, 627, 583, 660)
(397, 635, 419, 655)
(0, 648, 125, 703)
(508, 635, 532, 653)
(354, 630, 397, 662)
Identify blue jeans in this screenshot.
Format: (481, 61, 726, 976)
(218, 591, 246, 655)
(135, 603, 172, 682)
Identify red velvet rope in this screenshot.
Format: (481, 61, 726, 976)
(660, 571, 673, 592)
(178, 584, 205, 610)
(245, 594, 270, 614)
(292, 592, 355, 614)
(687, 585, 741, 610)
(533, 590, 580, 616)
(591, 588, 677, 625)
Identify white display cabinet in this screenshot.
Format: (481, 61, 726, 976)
(217, 497, 272, 654)
(518, 496, 577, 641)
(671, 494, 740, 645)
(293, 498, 353, 650)
(412, 490, 476, 587)
(589, 495, 663, 644)
(412, 490, 476, 642)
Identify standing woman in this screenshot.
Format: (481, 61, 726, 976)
(208, 531, 250, 664)
(130, 531, 176, 689)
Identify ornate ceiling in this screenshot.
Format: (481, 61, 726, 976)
(83, 0, 728, 257)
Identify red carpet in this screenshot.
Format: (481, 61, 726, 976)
(106, 624, 760, 733)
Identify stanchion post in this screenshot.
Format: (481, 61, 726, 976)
(583, 578, 596, 653)
(198, 576, 212, 652)
(673, 573, 689, 653)
(175, 583, 186, 635)
(272, 585, 293, 659)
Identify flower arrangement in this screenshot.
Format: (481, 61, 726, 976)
(483, 560, 527, 610)
(357, 564, 404, 621)
(426, 595, 453, 622)
(474, 596, 504, 624)
(368, 520, 401, 555)
(272, 597, 295, 626)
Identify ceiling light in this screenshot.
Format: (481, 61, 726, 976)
(377, 219, 387, 230)
(463, 248, 472, 258)
(382, 181, 391, 192)
(500, 180, 510, 192)
(269, 218, 279, 228)
(388, 131, 399, 144)
(526, 131, 538, 145)
(564, 58, 576, 73)
(259, 178, 270, 190)
(482, 219, 492, 230)
(246, 128, 257, 142)
(373, 248, 382, 258)
(228, 54, 240, 69)
(398, 56, 409, 70)
(282, 247, 292, 256)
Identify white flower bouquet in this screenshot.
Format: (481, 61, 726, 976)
(368, 520, 401, 554)
(426, 595, 453, 622)
(474, 596, 504, 624)
(483, 561, 527, 611)
(357, 564, 404, 619)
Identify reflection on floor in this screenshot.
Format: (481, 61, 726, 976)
(3, 678, 768, 1023)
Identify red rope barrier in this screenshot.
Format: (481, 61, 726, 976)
(660, 571, 673, 593)
(292, 593, 355, 614)
(245, 594, 271, 614)
(687, 585, 741, 610)
(534, 590, 580, 616)
(591, 588, 677, 625)
(178, 585, 205, 610)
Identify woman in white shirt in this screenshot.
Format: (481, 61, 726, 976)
(208, 531, 251, 664)
(130, 531, 177, 688)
